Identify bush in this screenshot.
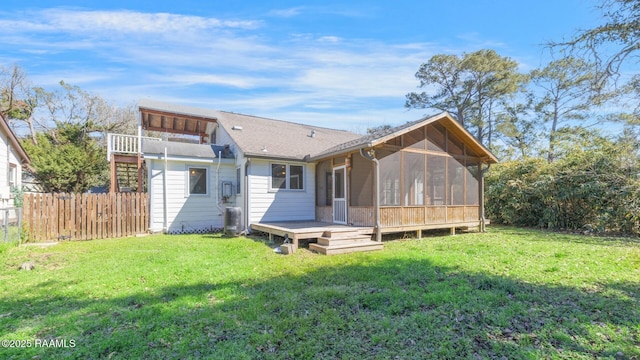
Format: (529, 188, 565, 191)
(486, 145, 640, 236)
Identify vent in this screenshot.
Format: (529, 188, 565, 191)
(232, 125, 243, 131)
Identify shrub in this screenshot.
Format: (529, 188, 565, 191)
(486, 145, 640, 236)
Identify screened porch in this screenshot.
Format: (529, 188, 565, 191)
(315, 121, 485, 233)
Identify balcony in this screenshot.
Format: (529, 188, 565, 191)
(106, 133, 162, 160)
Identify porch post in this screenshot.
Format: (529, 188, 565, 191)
(109, 155, 117, 193)
(479, 163, 486, 232)
(360, 148, 381, 242)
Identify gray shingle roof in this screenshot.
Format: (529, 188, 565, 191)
(136, 100, 496, 164)
(310, 116, 430, 159)
(142, 139, 234, 159)
(217, 112, 361, 160)
(309, 112, 498, 164)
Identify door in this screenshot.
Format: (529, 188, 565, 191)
(333, 166, 347, 224)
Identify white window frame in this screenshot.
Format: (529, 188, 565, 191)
(8, 163, 17, 188)
(269, 163, 305, 191)
(186, 166, 209, 196)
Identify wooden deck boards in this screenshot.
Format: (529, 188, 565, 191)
(251, 221, 374, 251)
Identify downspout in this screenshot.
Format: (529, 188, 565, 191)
(244, 159, 250, 233)
(360, 148, 381, 242)
(239, 158, 248, 232)
(137, 111, 143, 193)
(215, 151, 225, 215)
(163, 147, 168, 232)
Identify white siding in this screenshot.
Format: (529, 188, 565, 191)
(247, 159, 316, 224)
(215, 126, 236, 152)
(0, 129, 23, 207)
(147, 158, 237, 233)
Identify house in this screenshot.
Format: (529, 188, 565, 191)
(0, 116, 30, 208)
(107, 100, 497, 253)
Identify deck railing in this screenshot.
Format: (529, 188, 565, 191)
(107, 133, 161, 160)
(316, 205, 480, 228)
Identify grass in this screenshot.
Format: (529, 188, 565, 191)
(0, 226, 638, 359)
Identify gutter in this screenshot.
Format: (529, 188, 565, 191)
(215, 151, 225, 215)
(309, 141, 374, 163)
(359, 148, 381, 242)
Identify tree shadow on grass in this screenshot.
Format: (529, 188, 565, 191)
(1, 257, 638, 359)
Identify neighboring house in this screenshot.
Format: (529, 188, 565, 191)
(0, 117, 30, 208)
(107, 99, 498, 245)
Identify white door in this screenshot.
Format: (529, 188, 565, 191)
(333, 166, 347, 224)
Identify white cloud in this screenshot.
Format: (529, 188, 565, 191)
(268, 7, 305, 18)
(158, 73, 271, 89)
(0, 7, 465, 131)
(4, 8, 261, 34)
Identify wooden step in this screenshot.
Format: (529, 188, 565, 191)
(317, 234, 372, 246)
(309, 240, 383, 255)
(321, 228, 372, 238)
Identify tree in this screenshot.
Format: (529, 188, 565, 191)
(494, 98, 540, 159)
(21, 122, 106, 193)
(556, 0, 640, 89)
(22, 81, 138, 192)
(366, 124, 393, 136)
(406, 49, 526, 147)
(34, 80, 135, 140)
(0, 65, 38, 143)
(529, 57, 596, 162)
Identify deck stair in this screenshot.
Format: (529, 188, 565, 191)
(309, 228, 383, 255)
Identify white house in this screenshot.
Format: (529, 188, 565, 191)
(108, 99, 497, 253)
(0, 117, 30, 208)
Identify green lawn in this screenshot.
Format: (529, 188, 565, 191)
(0, 227, 638, 359)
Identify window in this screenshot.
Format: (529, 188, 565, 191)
(236, 168, 241, 195)
(289, 165, 304, 190)
(270, 163, 304, 190)
(189, 167, 207, 195)
(8, 164, 17, 187)
(271, 164, 287, 189)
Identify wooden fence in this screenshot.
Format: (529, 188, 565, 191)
(23, 193, 149, 242)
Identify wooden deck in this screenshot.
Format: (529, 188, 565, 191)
(250, 221, 375, 253)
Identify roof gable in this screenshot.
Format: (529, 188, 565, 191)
(311, 112, 498, 164)
(0, 117, 30, 164)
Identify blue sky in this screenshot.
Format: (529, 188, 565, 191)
(1, 0, 603, 132)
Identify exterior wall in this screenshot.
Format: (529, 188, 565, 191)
(247, 158, 316, 225)
(0, 128, 23, 208)
(146, 157, 237, 233)
(213, 125, 236, 153)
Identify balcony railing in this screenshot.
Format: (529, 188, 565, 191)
(107, 133, 161, 160)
